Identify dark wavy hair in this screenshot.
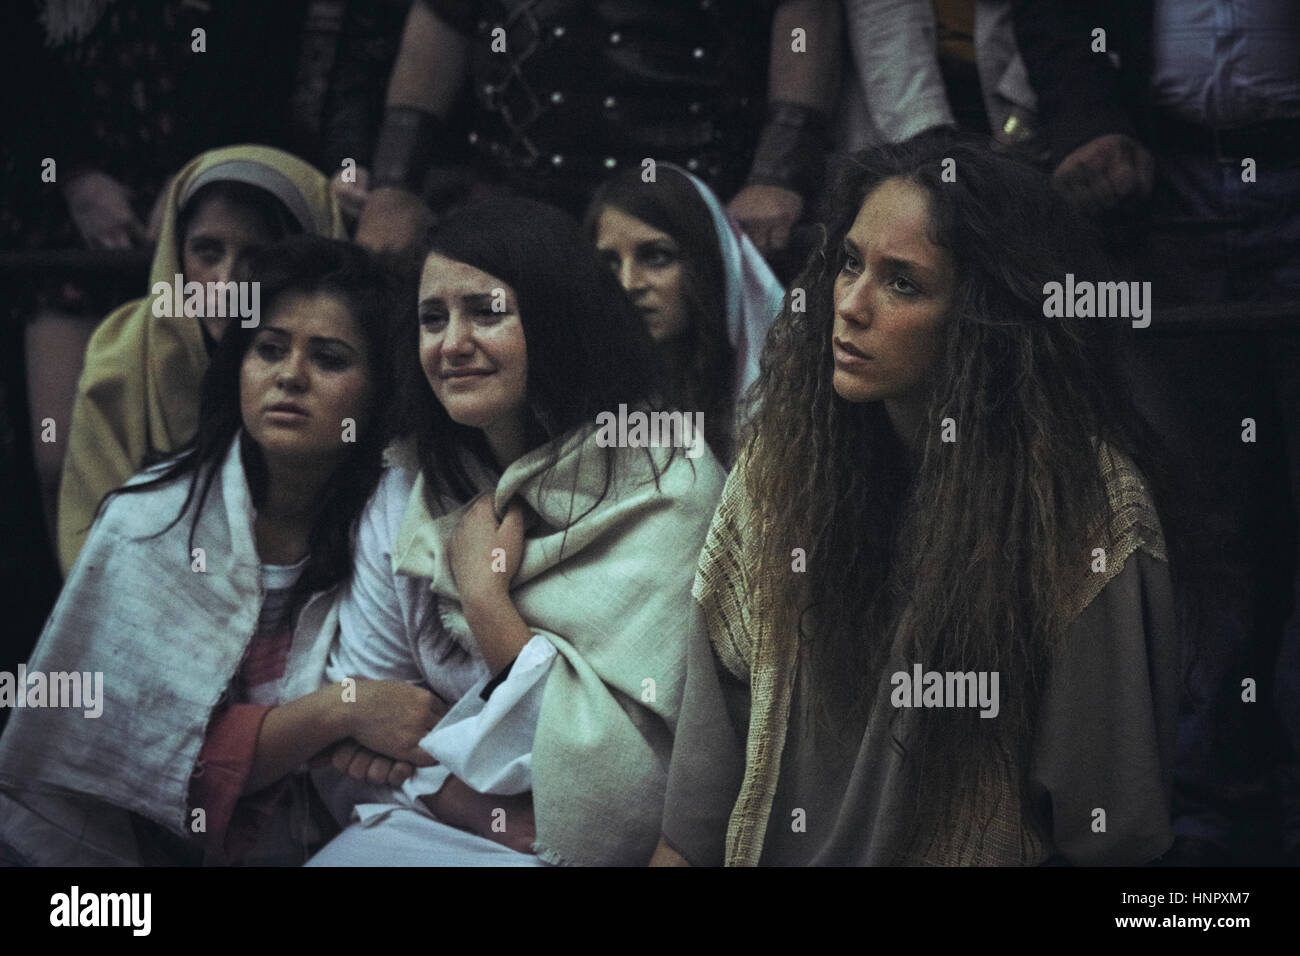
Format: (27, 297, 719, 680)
(396, 196, 680, 522)
(583, 166, 737, 463)
(743, 130, 1190, 862)
(103, 235, 399, 613)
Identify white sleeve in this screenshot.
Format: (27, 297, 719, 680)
(843, 0, 954, 142)
(326, 469, 423, 684)
(402, 629, 558, 800)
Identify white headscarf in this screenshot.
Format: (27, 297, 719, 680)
(676, 167, 787, 425)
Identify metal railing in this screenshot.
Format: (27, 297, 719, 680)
(1, 248, 1297, 332)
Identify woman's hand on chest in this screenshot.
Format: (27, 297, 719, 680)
(448, 495, 525, 606)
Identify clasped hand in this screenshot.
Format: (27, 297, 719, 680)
(448, 494, 525, 604)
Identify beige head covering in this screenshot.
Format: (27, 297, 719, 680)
(56, 144, 345, 575)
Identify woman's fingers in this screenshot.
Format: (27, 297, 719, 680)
(347, 749, 374, 781)
(387, 760, 416, 787)
(330, 739, 362, 774)
(320, 736, 433, 782)
(499, 500, 526, 536)
(365, 755, 395, 786)
(429, 690, 451, 723)
(396, 743, 438, 767)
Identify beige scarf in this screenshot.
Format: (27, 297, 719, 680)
(392, 426, 728, 865)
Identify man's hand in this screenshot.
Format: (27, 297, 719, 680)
(1052, 133, 1154, 217)
(355, 185, 436, 253)
(63, 170, 146, 249)
(728, 183, 804, 255)
(330, 166, 372, 221)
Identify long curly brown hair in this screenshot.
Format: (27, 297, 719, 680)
(742, 131, 1182, 861)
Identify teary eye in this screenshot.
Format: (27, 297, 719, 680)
(314, 349, 350, 371)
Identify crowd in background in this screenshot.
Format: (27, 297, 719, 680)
(1, 0, 1298, 867)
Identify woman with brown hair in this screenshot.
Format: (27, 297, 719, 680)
(658, 132, 1184, 866)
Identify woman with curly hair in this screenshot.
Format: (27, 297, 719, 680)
(656, 131, 1184, 866)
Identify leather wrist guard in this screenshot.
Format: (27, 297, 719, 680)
(746, 101, 830, 198)
(371, 106, 443, 193)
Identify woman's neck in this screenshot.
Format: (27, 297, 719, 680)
(254, 454, 338, 564)
(484, 412, 528, 470)
(656, 336, 694, 405)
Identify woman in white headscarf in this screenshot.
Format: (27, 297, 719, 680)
(586, 165, 786, 467)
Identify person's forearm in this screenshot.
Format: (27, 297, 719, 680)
(844, 0, 954, 142)
(462, 594, 534, 675)
(746, 0, 840, 198)
(386, 1, 468, 117)
(245, 684, 352, 794)
(767, 0, 841, 111)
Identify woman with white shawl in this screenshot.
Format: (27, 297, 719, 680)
(308, 198, 744, 867)
(0, 236, 442, 865)
(56, 144, 347, 576)
(585, 164, 786, 467)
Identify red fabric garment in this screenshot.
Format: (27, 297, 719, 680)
(191, 703, 273, 862)
(190, 610, 297, 863)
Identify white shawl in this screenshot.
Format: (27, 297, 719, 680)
(0, 433, 339, 864)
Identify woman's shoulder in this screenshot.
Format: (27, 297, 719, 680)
(79, 298, 150, 381)
(1093, 441, 1165, 557)
(1063, 441, 1168, 622)
(356, 458, 422, 550)
(98, 462, 194, 527)
(375, 458, 420, 499)
(610, 439, 728, 510)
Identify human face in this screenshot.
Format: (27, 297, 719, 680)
(595, 206, 689, 343)
(240, 292, 374, 469)
(181, 193, 274, 343)
(831, 178, 954, 414)
(418, 253, 529, 445)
